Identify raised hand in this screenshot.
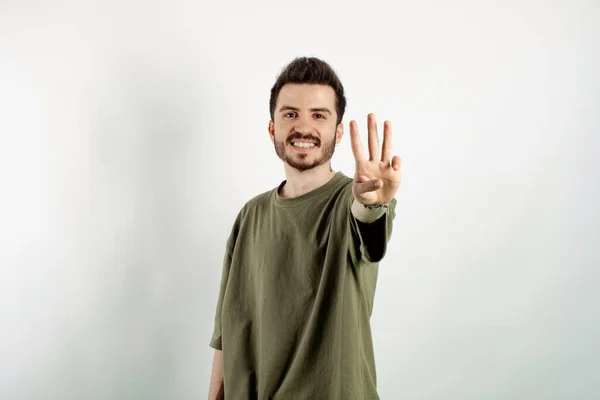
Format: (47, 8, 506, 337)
(350, 113, 402, 206)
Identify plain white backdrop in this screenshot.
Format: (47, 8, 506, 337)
(1, 0, 598, 398)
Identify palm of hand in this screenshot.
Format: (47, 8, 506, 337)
(350, 114, 402, 205)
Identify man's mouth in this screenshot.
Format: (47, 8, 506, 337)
(291, 141, 317, 149)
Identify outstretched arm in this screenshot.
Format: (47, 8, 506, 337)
(349, 113, 401, 262)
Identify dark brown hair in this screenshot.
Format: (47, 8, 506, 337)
(269, 57, 347, 126)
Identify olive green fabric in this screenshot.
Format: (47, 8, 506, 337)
(210, 172, 396, 399)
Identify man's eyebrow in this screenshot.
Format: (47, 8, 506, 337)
(278, 105, 332, 115)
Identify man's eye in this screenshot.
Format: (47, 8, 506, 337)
(315, 114, 324, 119)
(285, 112, 296, 118)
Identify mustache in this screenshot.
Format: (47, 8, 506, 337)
(286, 132, 321, 145)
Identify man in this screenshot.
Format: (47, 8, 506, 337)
(208, 57, 401, 399)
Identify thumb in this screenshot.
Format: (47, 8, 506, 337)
(353, 178, 383, 195)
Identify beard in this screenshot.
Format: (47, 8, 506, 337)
(274, 133, 336, 172)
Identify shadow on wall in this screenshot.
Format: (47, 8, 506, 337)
(38, 59, 210, 399)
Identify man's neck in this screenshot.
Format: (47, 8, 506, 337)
(279, 163, 337, 199)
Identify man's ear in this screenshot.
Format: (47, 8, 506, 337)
(268, 120, 275, 141)
(336, 122, 344, 144)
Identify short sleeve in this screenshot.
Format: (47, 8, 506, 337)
(209, 251, 232, 350)
(209, 210, 242, 350)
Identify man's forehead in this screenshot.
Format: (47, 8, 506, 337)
(278, 84, 336, 103)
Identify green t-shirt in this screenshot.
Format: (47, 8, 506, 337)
(210, 172, 396, 399)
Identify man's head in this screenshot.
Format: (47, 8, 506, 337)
(268, 57, 347, 172)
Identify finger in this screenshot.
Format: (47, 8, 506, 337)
(381, 120, 392, 163)
(367, 113, 380, 161)
(354, 178, 383, 195)
(349, 120, 367, 162)
(391, 155, 402, 171)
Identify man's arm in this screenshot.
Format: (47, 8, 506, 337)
(347, 114, 401, 261)
(351, 198, 391, 262)
(351, 198, 387, 224)
(208, 350, 224, 400)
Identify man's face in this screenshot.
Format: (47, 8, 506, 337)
(269, 84, 342, 172)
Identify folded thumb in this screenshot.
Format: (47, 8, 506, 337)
(354, 179, 382, 194)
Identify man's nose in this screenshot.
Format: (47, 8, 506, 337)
(294, 118, 314, 135)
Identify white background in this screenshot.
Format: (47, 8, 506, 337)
(1, 0, 598, 398)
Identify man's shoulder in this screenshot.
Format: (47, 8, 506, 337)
(238, 187, 275, 216)
(247, 188, 274, 208)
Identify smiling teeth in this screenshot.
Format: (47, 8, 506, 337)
(293, 142, 315, 148)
